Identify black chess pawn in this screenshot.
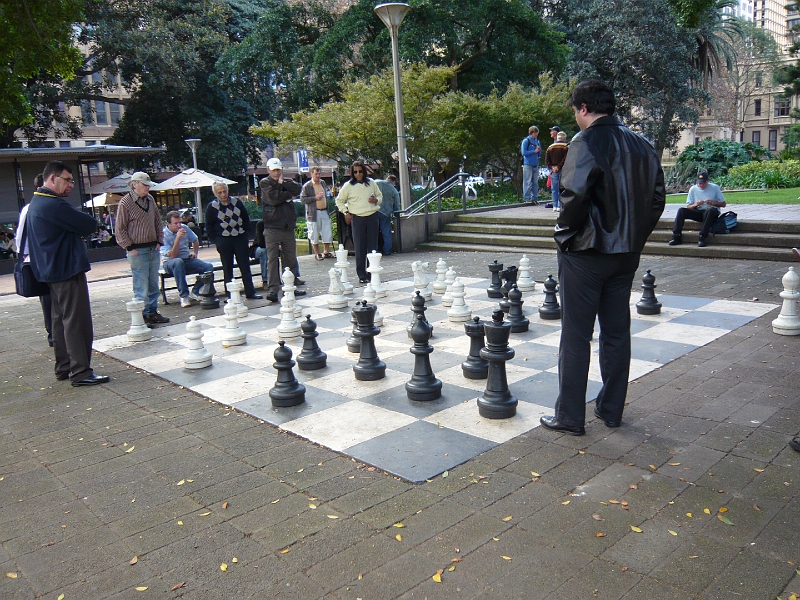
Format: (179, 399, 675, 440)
(353, 300, 385, 381)
(462, 316, 489, 379)
(347, 308, 361, 353)
(269, 340, 305, 407)
(197, 271, 220, 310)
(636, 269, 662, 315)
(297, 315, 328, 370)
(507, 285, 530, 333)
(539, 274, 561, 320)
(477, 309, 517, 419)
(487, 260, 504, 298)
(408, 290, 433, 339)
(406, 314, 442, 401)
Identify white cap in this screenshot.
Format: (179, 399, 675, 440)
(267, 158, 283, 170)
(130, 171, 155, 186)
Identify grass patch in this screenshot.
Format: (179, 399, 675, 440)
(666, 187, 800, 204)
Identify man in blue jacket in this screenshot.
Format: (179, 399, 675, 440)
(521, 126, 542, 204)
(26, 161, 109, 387)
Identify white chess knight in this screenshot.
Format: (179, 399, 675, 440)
(327, 267, 348, 309)
(126, 298, 152, 342)
(517, 255, 536, 293)
(433, 258, 448, 294)
(441, 266, 457, 308)
(221, 299, 247, 347)
(412, 261, 433, 301)
(226, 278, 248, 317)
(334, 244, 354, 295)
(447, 278, 472, 322)
(366, 250, 386, 297)
(363, 282, 384, 327)
(772, 266, 800, 335)
(184, 316, 212, 369)
(277, 267, 301, 339)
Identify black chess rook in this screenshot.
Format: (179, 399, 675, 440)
(636, 269, 662, 315)
(269, 340, 306, 407)
(462, 316, 489, 379)
(406, 314, 442, 401)
(477, 309, 518, 419)
(487, 260, 504, 298)
(539, 274, 561, 320)
(297, 315, 328, 370)
(353, 300, 386, 381)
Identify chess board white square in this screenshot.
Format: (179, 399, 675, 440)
(633, 322, 728, 346)
(281, 400, 416, 451)
(423, 398, 551, 444)
(303, 366, 408, 399)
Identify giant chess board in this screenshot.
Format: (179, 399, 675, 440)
(94, 277, 778, 482)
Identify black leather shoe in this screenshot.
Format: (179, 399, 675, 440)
(540, 415, 585, 436)
(668, 235, 682, 246)
(294, 289, 307, 296)
(593, 406, 620, 428)
(246, 293, 264, 300)
(56, 372, 69, 381)
(265, 292, 278, 303)
(144, 312, 170, 324)
(72, 374, 110, 387)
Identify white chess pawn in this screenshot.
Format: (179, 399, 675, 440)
(126, 298, 152, 342)
(517, 255, 536, 293)
(772, 266, 800, 335)
(433, 258, 448, 294)
(335, 244, 354, 295)
(363, 282, 384, 327)
(413, 261, 433, 301)
(277, 268, 301, 339)
(221, 299, 247, 347)
(441, 266, 457, 308)
(227, 278, 248, 317)
(327, 267, 348, 309)
(367, 250, 386, 297)
(184, 316, 212, 369)
(448, 278, 472, 322)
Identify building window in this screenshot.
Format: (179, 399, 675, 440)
(774, 97, 791, 117)
(769, 130, 778, 151)
(752, 130, 761, 145)
(754, 99, 761, 116)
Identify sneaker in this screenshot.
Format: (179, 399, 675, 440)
(668, 235, 682, 246)
(180, 296, 192, 308)
(189, 292, 202, 302)
(144, 312, 170, 324)
(697, 237, 707, 248)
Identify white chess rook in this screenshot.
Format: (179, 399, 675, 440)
(184, 316, 212, 369)
(126, 298, 152, 342)
(433, 258, 448, 294)
(772, 266, 800, 335)
(448, 278, 472, 322)
(517, 255, 536, 293)
(226, 278, 248, 317)
(221, 299, 247, 347)
(327, 267, 348, 309)
(335, 244, 354, 295)
(441, 266, 457, 308)
(367, 250, 386, 297)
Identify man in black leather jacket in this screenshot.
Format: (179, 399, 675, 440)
(541, 80, 665, 436)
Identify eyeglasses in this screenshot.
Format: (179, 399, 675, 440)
(57, 175, 75, 184)
(353, 170, 364, 174)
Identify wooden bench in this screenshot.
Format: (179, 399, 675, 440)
(159, 257, 262, 305)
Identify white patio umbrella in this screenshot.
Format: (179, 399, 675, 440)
(86, 173, 134, 195)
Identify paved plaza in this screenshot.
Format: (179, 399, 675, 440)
(1, 227, 799, 598)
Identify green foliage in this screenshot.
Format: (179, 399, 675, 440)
(714, 160, 800, 189)
(676, 140, 771, 180)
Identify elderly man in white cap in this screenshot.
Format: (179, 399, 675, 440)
(116, 172, 169, 324)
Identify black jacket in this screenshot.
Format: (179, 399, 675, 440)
(555, 115, 665, 253)
(260, 176, 301, 231)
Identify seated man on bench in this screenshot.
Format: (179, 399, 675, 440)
(669, 171, 726, 248)
(161, 211, 214, 307)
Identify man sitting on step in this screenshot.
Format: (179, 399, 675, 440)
(668, 171, 726, 248)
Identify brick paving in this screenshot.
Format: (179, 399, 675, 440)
(1, 243, 799, 599)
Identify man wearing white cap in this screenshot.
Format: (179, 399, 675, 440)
(116, 172, 169, 324)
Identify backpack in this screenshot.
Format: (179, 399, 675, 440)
(710, 211, 737, 235)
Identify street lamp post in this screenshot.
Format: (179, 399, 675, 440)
(374, 3, 412, 210)
(185, 138, 203, 224)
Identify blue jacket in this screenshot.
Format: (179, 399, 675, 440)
(521, 135, 541, 167)
(26, 188, 97, 282)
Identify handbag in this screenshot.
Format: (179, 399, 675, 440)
(14, 221, 50, 297)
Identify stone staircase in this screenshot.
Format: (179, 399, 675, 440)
(418, 211, 799, 261)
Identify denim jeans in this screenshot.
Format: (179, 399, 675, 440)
(162, 256, 214, 297)
(377, 212, 393, 255)
(523, 164, 539, 203)
(550, 171, 561, 208)
(128, 246, 160, 315)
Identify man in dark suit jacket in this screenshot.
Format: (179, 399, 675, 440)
(26, 161, 109, 386)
